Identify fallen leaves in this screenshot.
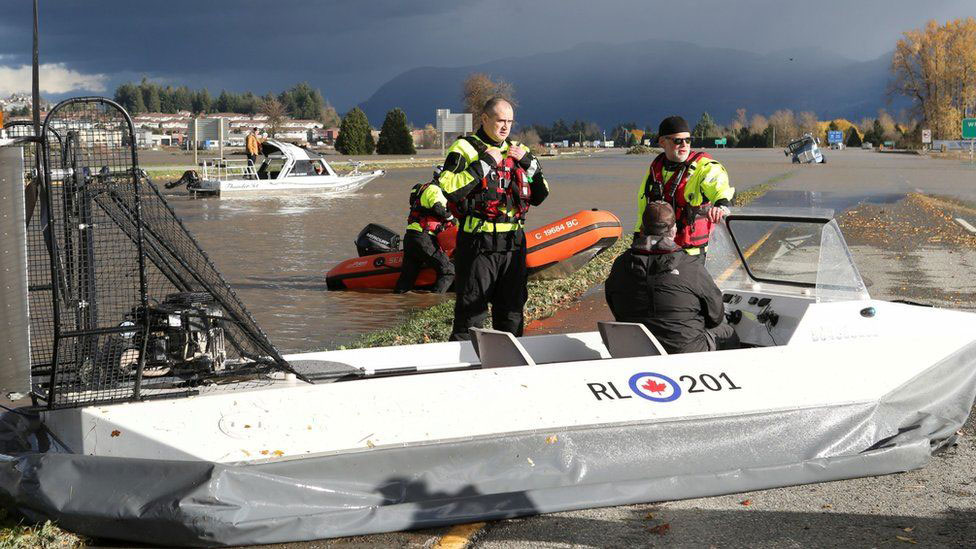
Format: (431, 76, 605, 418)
(895, 535, 917, 544)
(739, 499, 752, 506)
(648, 523, 671, 535)
(545, 435, 558, 444)
(110, 430, 121, 437)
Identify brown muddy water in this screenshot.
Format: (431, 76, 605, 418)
(163, 148, 954, 352)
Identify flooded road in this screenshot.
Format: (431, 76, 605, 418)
(161, 148, 974, 352)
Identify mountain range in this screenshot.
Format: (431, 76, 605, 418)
(359, 39, 909, 128)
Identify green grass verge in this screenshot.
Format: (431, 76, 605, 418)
(0, 508, 84, 549)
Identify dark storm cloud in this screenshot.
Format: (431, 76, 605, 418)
(1, 0, 972, 108)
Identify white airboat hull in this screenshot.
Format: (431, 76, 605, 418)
(195, 170, 383, 195)
(21, 299, 976, 546)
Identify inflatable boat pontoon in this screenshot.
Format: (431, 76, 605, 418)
(325, 209, 623, 290)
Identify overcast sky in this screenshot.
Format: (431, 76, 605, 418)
(1, 0, 972, 110)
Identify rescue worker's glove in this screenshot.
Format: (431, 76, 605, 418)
(517, 151, 541, 179)
(445, 214, 457, 226)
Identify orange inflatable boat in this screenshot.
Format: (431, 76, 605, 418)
(326, 209, 622, 291)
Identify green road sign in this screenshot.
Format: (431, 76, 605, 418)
(714, 137, 727, 146)
(964, 118, 976, 139)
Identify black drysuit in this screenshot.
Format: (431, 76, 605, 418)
(605, 235, 734, 354)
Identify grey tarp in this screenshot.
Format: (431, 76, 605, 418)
(1, 342, 974, 547)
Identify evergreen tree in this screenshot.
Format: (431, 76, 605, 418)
(145, 85, 161, 113)
(845, 126, 863, 147)
(192, 89, 212, 114)
(335, 107, 374, 155)
(114, 83, 143, 114)
(376, 108, 416, 155)
(693, 111, 717, 138)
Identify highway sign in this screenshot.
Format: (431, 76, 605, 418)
(921, 129, 931, 144)
(714, 137, 727, 146)
(963, 118, 976, 139)
(827, 130, 843, 144)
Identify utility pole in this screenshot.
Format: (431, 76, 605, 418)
(32, 0, 40, 136)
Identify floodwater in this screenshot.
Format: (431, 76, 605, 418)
(162, 148, 970, 352)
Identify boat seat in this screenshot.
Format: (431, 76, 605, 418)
(597, 321, 668, 358)
(469, 328, 536, 368)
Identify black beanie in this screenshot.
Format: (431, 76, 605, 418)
(658, 115, 690, 137)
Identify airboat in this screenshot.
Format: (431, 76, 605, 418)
(1, 100, 975, 547)
(185, 138, 384, 197)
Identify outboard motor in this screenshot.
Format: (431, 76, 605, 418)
(355, 223, 401, 256)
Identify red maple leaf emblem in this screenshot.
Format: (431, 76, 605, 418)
(641, 378, 667, 394)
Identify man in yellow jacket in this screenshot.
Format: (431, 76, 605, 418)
(437, 98, 549, 340)
(394, 174, 456, 293)
(637, 115, 734, 259)
(245, 127, 263, 169)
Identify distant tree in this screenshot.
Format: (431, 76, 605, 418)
(891, 17, 976, 139)
(845, 125, 863, 147)
(731, 108, 748, 133)
(260, 96, 286, 138)
(172, 86, 193, 112)
(192, 89, 212, 114)
(692, 111, 716, 138)
(114, 83, 145, 114)
(797, 111, 819, 137)
(215, 90, 235, 113)
(377, 108, 416, 155)
(767, 109, 798, 146)
(609, 122, 638, 147)
(279, 82, 324, 119)
(142, 81, 162, 113)
(876, 109, 897, 141)
(335, 107, 374, 155)
(418, 123, 439, 149)
(514, 128, 541, 147)
(462, 73, 516, 122)
(320, 101, 340, 127)
(863, 119, 886, 145)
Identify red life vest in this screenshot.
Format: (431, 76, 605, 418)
(643, 151, 715, 249)
(467, 154, 532, 225)
(407, 181, 447, 233)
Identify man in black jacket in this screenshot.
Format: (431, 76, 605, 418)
(605, 201, 737, 354)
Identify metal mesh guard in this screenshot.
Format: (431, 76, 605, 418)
(21, 98, 299, 408)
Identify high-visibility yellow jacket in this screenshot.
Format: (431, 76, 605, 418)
(635, 153, 734, 254)
(406, 182, 452, 233)
(438, 129, 549, 234)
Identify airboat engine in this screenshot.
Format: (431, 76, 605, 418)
(111, 292, 227, 378)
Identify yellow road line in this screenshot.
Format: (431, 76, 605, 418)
(433, 522, 487, 549)
(716, 230, 772, 283)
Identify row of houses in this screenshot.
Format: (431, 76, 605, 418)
(5, 108, 436, 150)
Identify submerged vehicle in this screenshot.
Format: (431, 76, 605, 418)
(2, 98, 976, 547)
(326, 209, 624, 290)
(186, 139, 384, 196)
(784, 133, 825, 164)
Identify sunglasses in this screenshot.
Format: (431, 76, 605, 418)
(667, 137, 692, 145)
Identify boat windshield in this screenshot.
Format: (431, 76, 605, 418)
(707, 213, 868, 302)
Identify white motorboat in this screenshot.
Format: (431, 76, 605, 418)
(187, 139, 384, 196)
(2, 99, 975, 546)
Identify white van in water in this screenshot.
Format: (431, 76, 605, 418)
(784, 133, 825, 164)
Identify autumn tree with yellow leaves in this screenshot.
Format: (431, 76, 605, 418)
(890, 18, 976, 139)
(462, 73, 516, 122)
